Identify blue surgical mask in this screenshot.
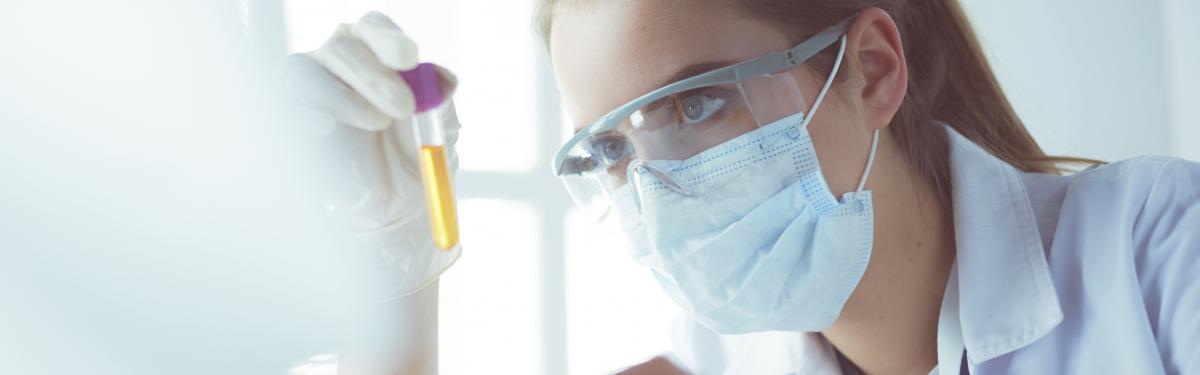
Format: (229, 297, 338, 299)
(612, 55, 881, 334)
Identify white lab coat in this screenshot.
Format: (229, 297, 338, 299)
(669, 125, 1200, 374)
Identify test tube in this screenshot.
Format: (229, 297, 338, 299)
(400, 63, 458, 250)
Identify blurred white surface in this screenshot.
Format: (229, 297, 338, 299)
(0, 1, 384, 374)
(439, 198, 545, 374)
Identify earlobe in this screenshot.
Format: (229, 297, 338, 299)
(846, 8, 908, 130)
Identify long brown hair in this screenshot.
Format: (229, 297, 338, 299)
(535, 0, 1096, 209)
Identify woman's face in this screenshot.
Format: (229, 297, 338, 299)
(549, 0, 880, 197)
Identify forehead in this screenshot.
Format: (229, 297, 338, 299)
(549, 0, 791, 129)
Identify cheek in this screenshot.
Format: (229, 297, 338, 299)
(785, 68, 870, 195)
(805, 92, 871, 197)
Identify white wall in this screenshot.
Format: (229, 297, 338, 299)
(961, 0, 1198, 161)
(1165, 0, 1200, 161)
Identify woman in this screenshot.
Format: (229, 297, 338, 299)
(285, 0, 1200, 373)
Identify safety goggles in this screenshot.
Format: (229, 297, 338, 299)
(552, 16, 856, 221)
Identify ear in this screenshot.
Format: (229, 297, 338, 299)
(844, 7, 908, 131)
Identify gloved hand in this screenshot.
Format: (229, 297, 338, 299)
(284, 11, 461, 300)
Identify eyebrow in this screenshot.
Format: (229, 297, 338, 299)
(573, 60, 736, 134)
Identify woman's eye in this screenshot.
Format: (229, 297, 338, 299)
(676, 90, 728, 125)
(587, 134, 631, 164)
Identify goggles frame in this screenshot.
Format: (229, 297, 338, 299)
(553, 15, 857, 177)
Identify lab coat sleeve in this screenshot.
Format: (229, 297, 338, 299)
(1130, 158, 1200, 373)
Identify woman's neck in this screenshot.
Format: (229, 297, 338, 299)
(823, 146, 957, 375)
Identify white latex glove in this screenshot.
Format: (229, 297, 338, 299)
(284, 11, 461, 300)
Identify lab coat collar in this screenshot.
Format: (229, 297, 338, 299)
(943, 125, 1064, 365)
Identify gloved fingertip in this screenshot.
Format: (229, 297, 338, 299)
(393, 40, 420, 70)
(377, 36, 419, 71)
(370, 80, 416, 120)
(281, 53, 339, 107)
(351, 12, 419, 71)
(361, 10, 385, 20)
(333, 23, 354, 38)
(360, 10, 400, 29)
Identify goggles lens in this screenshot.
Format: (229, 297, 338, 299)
(560, 72, 807, 221)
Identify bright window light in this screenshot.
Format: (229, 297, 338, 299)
(439, 198, 543, 374)
(281, 0, 384, 52)
(448, 1, 540, 173)
(565, 209, 680, 374)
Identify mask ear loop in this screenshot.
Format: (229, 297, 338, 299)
(793, 35, 878, 200)
(798, 36, 848, 130)
(853, 129, 881, 197)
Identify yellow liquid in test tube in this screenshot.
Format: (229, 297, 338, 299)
(402, 62, 459, 251)
(419, 145, 459, 250)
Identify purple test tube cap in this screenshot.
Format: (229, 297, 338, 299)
(399, 63, 444, 114)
